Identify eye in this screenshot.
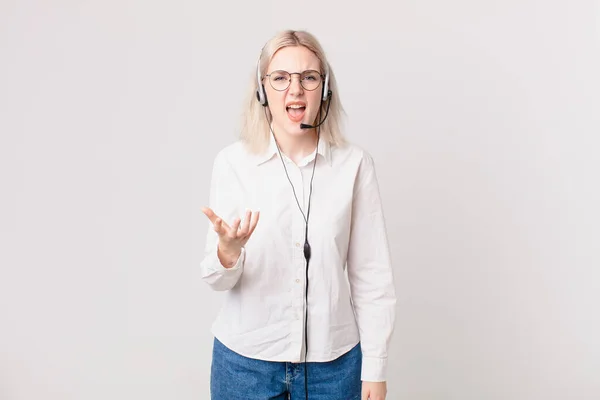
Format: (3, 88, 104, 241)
(303, 72, 320, 81)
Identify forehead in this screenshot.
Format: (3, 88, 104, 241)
(268, 46, 321, 72)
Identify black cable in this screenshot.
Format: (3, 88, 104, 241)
(262, 106, 321, 400)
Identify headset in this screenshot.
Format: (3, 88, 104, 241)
(256, 52, 331, 107)
(255, 47, 332, 400)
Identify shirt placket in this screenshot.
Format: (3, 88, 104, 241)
(288, 158, 308, 361)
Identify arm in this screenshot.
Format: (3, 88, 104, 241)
(199, 152, 245, 291)
(347, 152, 397, 383)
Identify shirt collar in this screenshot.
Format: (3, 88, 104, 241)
(254, 133, 332, 167)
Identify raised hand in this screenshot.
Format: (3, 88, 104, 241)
(201, 207, 260, 268)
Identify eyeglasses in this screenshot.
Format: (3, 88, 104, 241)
(264, 70, 324, 91)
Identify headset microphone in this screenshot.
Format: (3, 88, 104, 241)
(300, 90, 332, 129)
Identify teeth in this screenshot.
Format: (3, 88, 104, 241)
(287, 105, 305, 109)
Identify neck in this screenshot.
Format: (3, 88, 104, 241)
(272, 128, 318, 164)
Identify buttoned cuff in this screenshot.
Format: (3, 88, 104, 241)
(361, 356, 388, 382)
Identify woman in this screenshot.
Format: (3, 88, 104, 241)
(200, 30, 396, 400)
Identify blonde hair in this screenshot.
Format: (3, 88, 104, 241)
(240, 30, 346, 154)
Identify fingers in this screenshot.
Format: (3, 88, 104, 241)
(202, 206, 260, 239)
(201, 207, 217, 223)
(213, 218, 226, 236)
(246, 210, 260, 237)
(238, 209, 252, 236)
(202, 207, 231, 232)
(362, 383, 369, 400)
(203, 207, 226, 228)
(229, 217, 241, 238)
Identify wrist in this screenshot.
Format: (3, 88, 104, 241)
(217, 245, 241, 268)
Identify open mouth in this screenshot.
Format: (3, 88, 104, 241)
(286, 104, 306, 122)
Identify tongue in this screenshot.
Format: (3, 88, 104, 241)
(288, 107, 304, 117)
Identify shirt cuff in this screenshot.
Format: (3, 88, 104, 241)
(361, 355, 388, 382)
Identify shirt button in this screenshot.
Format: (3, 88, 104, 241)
(295, 242, 301, 247)
(296, 279, 300, 283)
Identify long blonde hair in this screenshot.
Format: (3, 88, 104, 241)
(240, 30, 346, 154)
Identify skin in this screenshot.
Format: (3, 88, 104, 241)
(362, 381, 387, 400)
(263, 45, 322, 164)
(200, 207, 259, 268)
(202, 45, 387, 399)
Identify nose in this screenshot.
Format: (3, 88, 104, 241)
(288, 74, 304, 95)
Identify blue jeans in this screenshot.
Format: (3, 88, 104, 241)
(210, 337, 362, 400)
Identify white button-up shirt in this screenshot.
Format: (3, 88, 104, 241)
(200, 134, 397, 382)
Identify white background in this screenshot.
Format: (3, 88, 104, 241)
(1, 1, 599, 399)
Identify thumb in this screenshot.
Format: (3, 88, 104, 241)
(201, 207, 217, 223)
(202, 207, 231, 231)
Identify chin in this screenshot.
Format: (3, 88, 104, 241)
(272, 113, 317, 136)
(275, 119, 307, 136)
(286, 124, 308, 136)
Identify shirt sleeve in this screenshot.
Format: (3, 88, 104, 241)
(346, 151, 397, 382)
(200, 150, 245, 291)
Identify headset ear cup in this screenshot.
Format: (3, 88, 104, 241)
(261, 85, 268, 106)
(256, 84, 268, 107)
(256, 52, 268, 107)
(322, 72, 330, 102)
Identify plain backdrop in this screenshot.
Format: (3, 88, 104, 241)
(1, 1, 599, 399)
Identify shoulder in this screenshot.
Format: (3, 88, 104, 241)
(211, 140, 254, 169)
(330, 141, 381, 194)
(213, 140, 246, 160)
(330, 140, 377, 169)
